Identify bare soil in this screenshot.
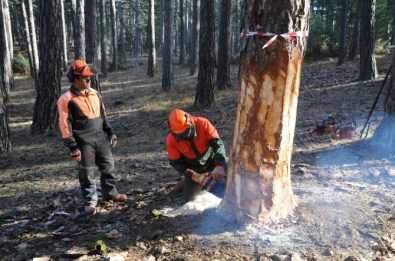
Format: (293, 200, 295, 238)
(1, 57, 395, 261)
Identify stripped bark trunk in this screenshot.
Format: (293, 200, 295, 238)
(218, 0, 310, 223)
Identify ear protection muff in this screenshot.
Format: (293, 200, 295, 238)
(66, 67, 75, 83)
(66, 65, 88, 83)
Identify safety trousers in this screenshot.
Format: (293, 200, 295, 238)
(78, 135, 119, 208)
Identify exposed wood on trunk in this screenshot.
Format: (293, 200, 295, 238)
(218, 0, 310, 223)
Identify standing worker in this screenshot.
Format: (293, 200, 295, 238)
(57, 60, 127, 215)
(166, 109, 227, 199)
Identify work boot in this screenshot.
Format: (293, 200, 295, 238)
(84, 206, 96, 215)
(112, 194, 127, 202)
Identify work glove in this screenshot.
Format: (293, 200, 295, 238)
(210, 166, 225, 180)
(109, 134, 118, 148)
(70, 149, 81, 162)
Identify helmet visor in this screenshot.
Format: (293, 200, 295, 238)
(172, 126, 193, 141)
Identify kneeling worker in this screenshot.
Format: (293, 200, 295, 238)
(166, 109, 227, 199)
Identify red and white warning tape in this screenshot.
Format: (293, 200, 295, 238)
(241, 30, 309, 49)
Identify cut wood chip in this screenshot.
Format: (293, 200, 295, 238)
(106, 229, 123, 239)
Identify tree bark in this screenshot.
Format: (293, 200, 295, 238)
(348, 0, 361, 61)
(217, 0, 232, 90)
(133, 0, 141, 57)
(60, 0, 68, 71)
(74, 0, 86, 60)
(147, 0, 156, 77)
(162, 0, 175, 92)
(0, 2, 11, 154)
(100, 0, 107, 78)
(85, 0, 97, 66)
(0, 0, 13, 101)
(179, 0, 186, 64)
(110, 0, 118, 70)
(27, 0, 39, 88)
(337, 0, 348, 66)
(21, 1, 34, 76)
(218, 0, 310, 223)
(359, 0, 377, 80)
(31, 0, 62, 135)
(194, 0, 215, 108)
(189, 0, 200, 76)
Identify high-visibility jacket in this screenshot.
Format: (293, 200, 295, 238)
(166, 117, 227, 174)
(57, 85, 114, 150)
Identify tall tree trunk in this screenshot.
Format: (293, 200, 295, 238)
(217, 0, 232, 90)
(194, 0, 215, 108)
(162, 0, 175, 92)
(218, 0, 310, 223)
(0, 2, 11, 154)
(3, 0, 12, 60)
(85, 0, 97, 66)
(337, 0, 348, 66)
(359, 0, 377, 80)
(159, 0, 164, 56)
(147, 0, 156, 77)
(118, 1, 125, 55)
(74, 0, 86, 59)
(0, 0, 13, 101)
(189, 0, 200, 76)
(100, 0, 107, 78)
(174, 0, 178, 57)
(133, 0, 141, 57)
(60, 0, 68, 71)
(179, 0, 186, 64)
(232, 0, 240, 59)
(27, 0, 39, 88)
(21, 1, 34, 77)
(31, 0, 62, 135)
(0, 88, 11, 154)
(348, 0, 362, 61)
(110, 0, 117, 70)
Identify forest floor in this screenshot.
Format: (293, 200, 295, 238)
(1, 55, 395, 261)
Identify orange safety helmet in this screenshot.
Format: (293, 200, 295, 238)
(66, 60, 94, 82)
(168, 109, 195, 134)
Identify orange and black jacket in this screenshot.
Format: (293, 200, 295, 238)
(57, 85, 114, 151)
(166, 117, 227, 174)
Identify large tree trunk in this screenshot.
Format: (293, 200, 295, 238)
(162, 0, 175, 92)
(189, 0, 200, 76)
(30, 0, 62, 135)
(218, 0, 310, 223)
(359, 0, 377, 80)
(194, 0, 215, 108)
(216, 0, 232, 90)
(147, 0, 156, 77)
